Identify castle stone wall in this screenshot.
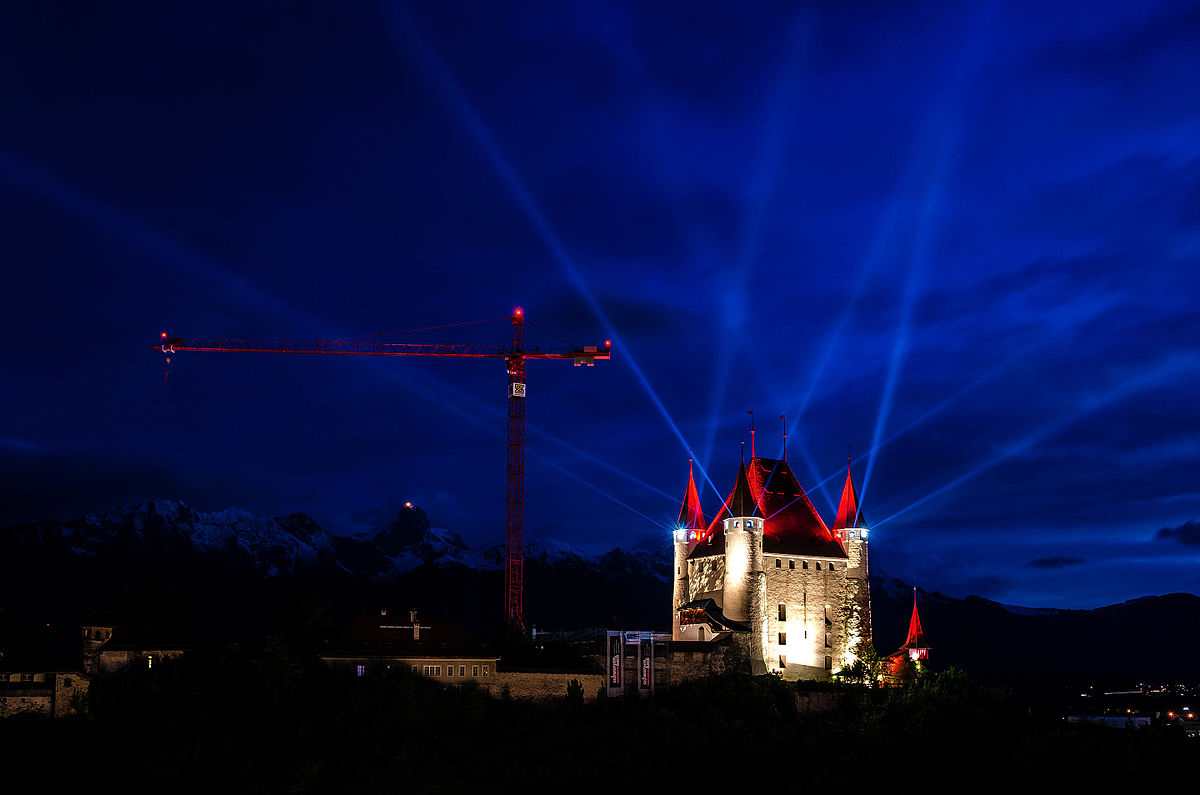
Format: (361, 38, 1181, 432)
(841, 535, 871, 657)
(687, 555, 725, 602)
(762, 555, 850, 678)
(487, 672, 604, 701)
(0, 673, 89, 718)
(667, 635, 750, 683)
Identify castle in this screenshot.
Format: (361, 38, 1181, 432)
(671, 448, 871, 680)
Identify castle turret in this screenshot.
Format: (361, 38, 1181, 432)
(672, 460, 706, 640)
(832, 458, 872, 653)
(903, 589, 926, 654)
(885, 588, 931, 675)
(721, 459, 766, 674)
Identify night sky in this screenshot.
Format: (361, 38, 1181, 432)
(3, 1, 1199, 609)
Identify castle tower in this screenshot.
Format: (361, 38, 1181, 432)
(721, 459, 767, 674)
(832, 458, 872, 654)
(672, 460, 706, 640)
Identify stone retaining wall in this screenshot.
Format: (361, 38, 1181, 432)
(487, 672, 604, 702)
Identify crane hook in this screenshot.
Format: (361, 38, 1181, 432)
(162, 345, 173, 385)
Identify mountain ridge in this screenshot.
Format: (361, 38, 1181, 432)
(2, 500, 1198, 682)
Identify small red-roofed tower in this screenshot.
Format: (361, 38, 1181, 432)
(832, 458, 872, 653)
(672, 460, 707, 640)
(904, 589, 929, 662)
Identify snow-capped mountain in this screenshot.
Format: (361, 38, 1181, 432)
(0, 499, 668, 583)
(3, 499, 340, 577)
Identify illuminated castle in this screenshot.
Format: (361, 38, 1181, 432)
(671, 450, 871, 680)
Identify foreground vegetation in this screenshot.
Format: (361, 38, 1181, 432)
(2, 639, 1195, 792)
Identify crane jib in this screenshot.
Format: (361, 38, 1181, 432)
(155, 314, 610, 630)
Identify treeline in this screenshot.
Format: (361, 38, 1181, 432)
(2, 640, 1196, 792)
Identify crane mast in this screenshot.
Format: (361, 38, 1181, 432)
(506, 312, 526, 630)
(158, 308, 610, 630)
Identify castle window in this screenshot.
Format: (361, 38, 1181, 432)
(789, 560, 795, 569)
(829, 563, 835, 571)
(825, 656, 833, 670)
(780, 655, 786, 667)
(775, 559, 781, 568)
(778, 632, 787, 646)
(816, 562, 822, 570)
(825, 634, 832, 648)
(802, 561, 808, 570)
(778, 603, 786, 621)
(483, 666, 490, 676)
(356, 665, 365, 677)
(733, 520, 739, 528)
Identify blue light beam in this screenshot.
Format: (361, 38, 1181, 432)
(873, 353, 1199, 529)
(383, 9, 721, 500)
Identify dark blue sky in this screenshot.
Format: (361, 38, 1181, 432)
(2, 1, 1198, 609)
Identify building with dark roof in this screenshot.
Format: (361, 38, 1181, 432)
(671, 452, 872, 680)
(320, 609, 499, 685)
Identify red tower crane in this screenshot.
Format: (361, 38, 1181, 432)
(157, 308, 611, 630)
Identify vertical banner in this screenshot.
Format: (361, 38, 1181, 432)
(639, 637, 653, 693)
(606, 631, 623, 697)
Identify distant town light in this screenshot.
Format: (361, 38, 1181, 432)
(404, 501, 413, 508)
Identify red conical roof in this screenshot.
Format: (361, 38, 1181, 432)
(748, 457, 844, 558)
(677, 460, 706, 531)
(905, 590, 925, 649)
(832, 459, 865, 530)
(689, 456, 847, 560)
(726, 460, 763, 519)
(690, 460, 762, 559)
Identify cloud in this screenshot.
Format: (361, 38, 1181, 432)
(1026, 556, 1086, 569)
(1156, 520, 1200, 548)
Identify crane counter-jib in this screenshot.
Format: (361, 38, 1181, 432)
(157, 339, 611, 360)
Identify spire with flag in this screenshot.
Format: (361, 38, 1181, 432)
(677, 458, 706, 534)
(832, 456, 866, 530)
(904, 588, 925, 650)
